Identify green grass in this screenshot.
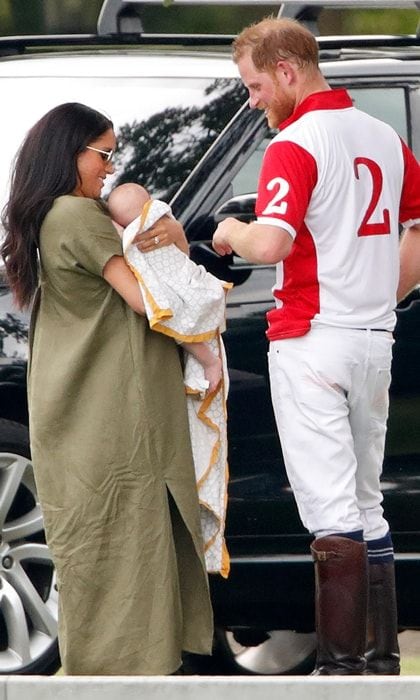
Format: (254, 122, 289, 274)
(401, 656, 420, 676)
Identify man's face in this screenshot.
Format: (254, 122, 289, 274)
(237, 51, 295, 128)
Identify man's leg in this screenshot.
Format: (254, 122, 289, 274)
(364, 535, 400, 674)
(268, 328, 369, 674)
(311, 533, 367, 675)
(349, 330, 400, 674)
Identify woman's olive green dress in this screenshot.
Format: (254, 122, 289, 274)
(28, 195, 213, 675)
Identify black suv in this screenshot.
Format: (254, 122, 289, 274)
(1, 0, 420, 676)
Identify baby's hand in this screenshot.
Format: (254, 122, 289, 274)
(203, 355, 223, 395)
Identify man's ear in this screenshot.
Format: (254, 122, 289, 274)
(275, 60, 296, 85)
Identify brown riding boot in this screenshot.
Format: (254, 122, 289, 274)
(365, 562, 400, 675)
(311, 535, 368, 675)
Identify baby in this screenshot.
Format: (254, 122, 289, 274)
(108, 182, 225, 395)
(108, 182, 231, 577)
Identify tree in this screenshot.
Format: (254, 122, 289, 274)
(114, 78, 247, 200)
(0, 313, 28, 358)
(0, 2, 418, 37)
(0, 0, 103, 35)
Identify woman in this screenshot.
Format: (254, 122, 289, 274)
(1, 102, 213, 675)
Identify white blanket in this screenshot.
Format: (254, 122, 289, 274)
(123, 199, 231, 577)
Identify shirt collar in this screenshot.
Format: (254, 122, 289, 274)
(279, 89, 353, 130)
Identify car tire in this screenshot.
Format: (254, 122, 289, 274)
(0, 418, 60, 675)
(183, 627, 317, 675)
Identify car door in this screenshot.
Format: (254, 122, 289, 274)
(173, 77, 420, 629)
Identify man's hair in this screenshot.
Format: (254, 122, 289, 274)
(232, 17, 319, 72)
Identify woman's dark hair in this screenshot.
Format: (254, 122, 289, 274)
(0, 102, 113, 309)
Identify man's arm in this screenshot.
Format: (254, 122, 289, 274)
(397, 223, 420, 302)
(212, 217, 293, 264)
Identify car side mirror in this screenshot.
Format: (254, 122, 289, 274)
(188, 193, 257, 285)
(214, 193, 257, 224)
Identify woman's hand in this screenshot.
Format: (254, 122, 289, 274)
(134, 216, 189, 255)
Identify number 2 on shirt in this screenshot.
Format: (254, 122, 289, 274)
(354, 157, 391, 236)
(262, 177, 290, 216)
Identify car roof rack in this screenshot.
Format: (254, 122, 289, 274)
(0, 0, 418, 57)
(1, 31, 419, 61)
(0, 33, 237, 58)
(97, 0, 420, 37)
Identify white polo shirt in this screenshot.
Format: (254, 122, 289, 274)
(255, 89, 420, 341)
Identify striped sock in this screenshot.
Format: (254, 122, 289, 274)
(366, 531, 394, 564)
(329, 529, 364, 542)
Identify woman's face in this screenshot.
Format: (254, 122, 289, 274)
(73, 127, 116, 199)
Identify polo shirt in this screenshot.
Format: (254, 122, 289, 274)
(255, 89, 420, 340)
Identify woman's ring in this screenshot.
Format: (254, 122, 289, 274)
(154, 236, 160, 245)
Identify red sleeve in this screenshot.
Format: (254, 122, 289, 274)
(256, 140, 318, 235)
(399, 139, 420, 224)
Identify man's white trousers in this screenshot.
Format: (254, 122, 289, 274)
(268, 326, 394, 539)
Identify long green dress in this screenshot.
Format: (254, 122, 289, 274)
(28, 195, 213, 675)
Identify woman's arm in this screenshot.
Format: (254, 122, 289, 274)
(103, 255, 145, 315)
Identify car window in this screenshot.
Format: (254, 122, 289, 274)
(114, 76, 246, 200)
(0, 70, 244, 210)
(231, 134, 273, 197)
(349, 86, 408, 142)
(0, 62, 245, 363)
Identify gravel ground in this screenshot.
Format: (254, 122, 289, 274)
(400, 631, 420, 674)
(400, 630, 420, 656)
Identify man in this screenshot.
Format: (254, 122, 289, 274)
(213, 17, 420, 676)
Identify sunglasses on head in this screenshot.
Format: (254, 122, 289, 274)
(86, 146, 114, 162)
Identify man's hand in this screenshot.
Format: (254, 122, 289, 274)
(213, 217, 245, 256)
(212, 217, 293, 265)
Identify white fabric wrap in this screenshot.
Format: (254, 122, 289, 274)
(123, 199, 230, 576)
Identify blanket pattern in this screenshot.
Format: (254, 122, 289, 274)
(123, 200, 230, 576)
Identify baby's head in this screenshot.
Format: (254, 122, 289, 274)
(108, 183, 151, 228)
